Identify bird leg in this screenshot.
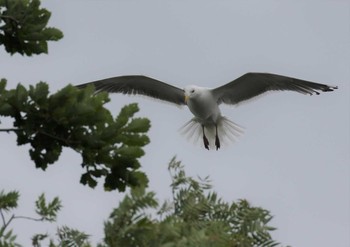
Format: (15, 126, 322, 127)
(202, 125, 210, 150)
(215, 124, 220, 150)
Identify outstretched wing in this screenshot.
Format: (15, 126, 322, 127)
(212, 72, 337, 105)
(76, 75, 186, 106)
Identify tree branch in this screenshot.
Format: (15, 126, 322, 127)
(13, 215, 43, 222)
(0, 128, 22, 133)
(0, 213, 43, 234)
(37, 130, 77, 145)
(0, 128, 79, 146)
(0, 15, 19, 24)
(1, 214, 14, 232)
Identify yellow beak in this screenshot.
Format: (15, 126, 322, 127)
(184, 95, 189, 104)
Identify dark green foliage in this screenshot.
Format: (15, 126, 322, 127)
(100, 158, 284, 247)
(0, 0, 63, 56)
(0, 80, 150, 191)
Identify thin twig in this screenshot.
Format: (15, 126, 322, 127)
(0, 213, 43, 233)
(38, 130, 80, 145)
(2, 214, 14, 232)
(0, 128, 79, 145)
(13, 215, 43, 222)
(0, 209, 6, 226)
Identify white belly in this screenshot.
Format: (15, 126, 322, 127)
(187, 95, 221, 124)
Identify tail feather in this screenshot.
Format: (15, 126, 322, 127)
(179, 116, 244, 149)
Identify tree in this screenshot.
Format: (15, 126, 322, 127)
(0, 190, 92, 247)
(0, 159, 288, 246)
(1, 1, 289, 246)
(0, 0, 63, 56)
(0, 0, 150, 192)
(0, 81, 151, 191)
(100, 158, 284, 247)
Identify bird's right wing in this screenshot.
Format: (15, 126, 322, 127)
(76, 75, 186, 106)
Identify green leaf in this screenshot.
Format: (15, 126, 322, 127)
(115, 103, 139, 128)
(0, 229, 20, 247)
(15, 84, 28, 108)
(0, 103, 15, 116)
(31, 233, 48, 247)
(80, 173, 98, 188)
(0, 78, 7, 92)
(0, 190, 19, 211)
(124, 118, 151, 133)
(35, 193, 62, 222)
(117, 146, 144, 159)
(29, 82, 49, 105)
(41, 27, 63, 41)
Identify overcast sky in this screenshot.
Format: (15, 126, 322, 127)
(0, 1, 349, 246)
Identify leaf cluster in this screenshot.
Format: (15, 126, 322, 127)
(0, 0, 63, 56)
(35, 194, 61, 222)
(0, 191, 65, 247)
(0, 190, 92, 247)
(54, 226, 91, 247)
(0, 191, 19, 212)
(0, 229, 20, 247)
(100, 158, 285, 247)
(32, 226, 91, 247)
(0, 80, 150, 191)
(0, 192, 21, 247)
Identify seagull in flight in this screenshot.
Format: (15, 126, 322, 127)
(76, 72, 337, 150)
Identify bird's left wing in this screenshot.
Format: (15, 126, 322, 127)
(76, 75, 186, 106)
(212, 72, 337, 105)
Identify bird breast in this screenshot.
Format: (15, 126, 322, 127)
(187, 92, 221, 124)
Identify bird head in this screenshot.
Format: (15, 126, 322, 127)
(184, 85, 199, 104)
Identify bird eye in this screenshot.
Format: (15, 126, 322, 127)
(190, 89, 195, 93)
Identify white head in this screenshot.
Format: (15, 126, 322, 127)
(184, 85, 202, 104)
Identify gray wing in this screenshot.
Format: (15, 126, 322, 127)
(212, 72, 338, 105)
(76, 75, 186, 105)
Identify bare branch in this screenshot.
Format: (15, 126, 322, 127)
(13, 215, 43, 222)
(0, 128, 22, 133)
(2, 214, 14, 232)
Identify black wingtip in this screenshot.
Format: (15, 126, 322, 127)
(323, 86, 338, 92)
(75, 83, 89, 89)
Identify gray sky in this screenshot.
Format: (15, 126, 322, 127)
(1, 1, 349, 246)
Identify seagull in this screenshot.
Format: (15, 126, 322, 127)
(76, 72, 337, 150)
